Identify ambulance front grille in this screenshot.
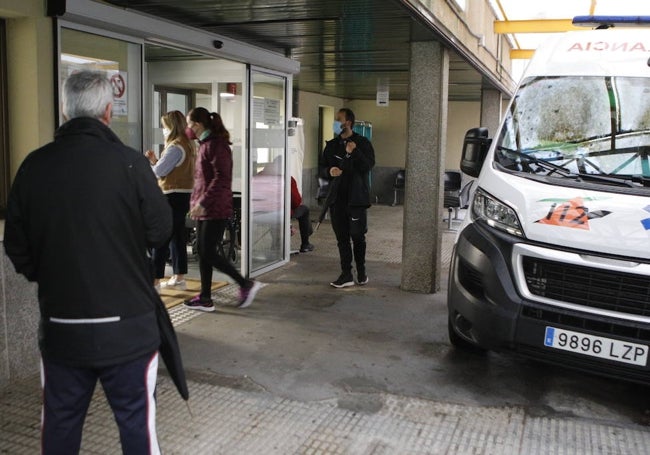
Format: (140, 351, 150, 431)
(522, 256, 650, 318)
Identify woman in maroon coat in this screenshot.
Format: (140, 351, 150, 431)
(184, 108, 261, 311)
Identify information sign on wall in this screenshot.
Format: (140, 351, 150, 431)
(253, 98, 281, 124)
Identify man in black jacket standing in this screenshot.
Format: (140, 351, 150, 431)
(4, 71, 172, 454)
(320, 108, 375, 288)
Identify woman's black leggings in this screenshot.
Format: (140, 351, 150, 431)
(197, 218, 247, 299)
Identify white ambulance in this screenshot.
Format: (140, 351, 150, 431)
(448, 17, 650, 383)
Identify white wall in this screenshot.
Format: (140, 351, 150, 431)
(297, 94, 482, 173)
(295, 91, 344, 168)
(446, 101, 481, 171)
(296, 94, 408, 170)
(348, 100, 408, 168)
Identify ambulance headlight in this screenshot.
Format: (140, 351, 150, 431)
(472, 188, 524, 237)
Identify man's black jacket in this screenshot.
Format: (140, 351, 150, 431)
(4, 117, 172, 368)
(319, 132, 375, 208)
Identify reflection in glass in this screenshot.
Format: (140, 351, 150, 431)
(60, 28, 142, 150)
(250, 72, 286, 272)
(146, 49, 249, 271)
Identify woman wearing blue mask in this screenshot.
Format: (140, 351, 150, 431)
(319, 108, 375, 288)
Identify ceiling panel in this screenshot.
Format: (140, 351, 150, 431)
(108, 0, 488, 101)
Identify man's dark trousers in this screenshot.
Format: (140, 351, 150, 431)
(41, 351, 160, 455)
(330, 201, 367, 275)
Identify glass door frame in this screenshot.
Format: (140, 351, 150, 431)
(55, 20, 146, 150)
(247, 65, 292, 277)
(0, 19, 9, 217)
(154, 86, 192, 117)
(55, 18, 296, 279)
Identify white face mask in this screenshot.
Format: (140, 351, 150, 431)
(162, 127, 171, 138)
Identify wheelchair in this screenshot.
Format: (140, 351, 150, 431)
(186, 194, 241, 264)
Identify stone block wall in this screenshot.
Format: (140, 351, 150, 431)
(0, 245, 40, 390)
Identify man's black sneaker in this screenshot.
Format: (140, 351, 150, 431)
(300, 243, 315, 252)
(330, 273, 354, 288)
(357, 273, 369, 285)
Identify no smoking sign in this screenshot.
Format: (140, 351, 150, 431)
(110, 73, 126, 98)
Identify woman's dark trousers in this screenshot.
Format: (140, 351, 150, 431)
(152, 192, 190, 279)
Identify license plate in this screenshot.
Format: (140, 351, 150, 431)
(544, 326, 648, 367)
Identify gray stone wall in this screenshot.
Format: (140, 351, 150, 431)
(0, 246, 40, 390)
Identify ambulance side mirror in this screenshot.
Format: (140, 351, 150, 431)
(460, 127, 491, 178)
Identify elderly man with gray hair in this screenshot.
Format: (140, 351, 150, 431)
(4, 70, 172, 454)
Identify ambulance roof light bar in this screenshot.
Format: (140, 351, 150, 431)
(573, 16, 650, 29)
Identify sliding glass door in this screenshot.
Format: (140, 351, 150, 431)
(249, 69, 288, 274)
(59, 26, 142, 149)
(0, 20, 8, 217)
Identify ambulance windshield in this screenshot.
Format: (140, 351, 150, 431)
(495, 76, 650, 179)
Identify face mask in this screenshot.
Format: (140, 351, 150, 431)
(333, 121, 343, 135)
(185, 126, 197, 140)
(162, 128, 171, 138)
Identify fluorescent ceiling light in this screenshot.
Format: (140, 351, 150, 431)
(61, 54, 99, 65)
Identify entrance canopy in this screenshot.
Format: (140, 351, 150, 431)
(101, 0, 508, 102)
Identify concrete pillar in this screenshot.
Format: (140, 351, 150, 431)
(1, 12, 54, 388)
(480, 88, 502, 138)
(7, 15, 55, 179)
(0, 245, 40, 390)
(401, 41, 448, 293)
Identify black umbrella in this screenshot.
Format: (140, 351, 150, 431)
(154, 295, 189, 400)
(315, 177, 337, 231)
(315, 202, 329, 231)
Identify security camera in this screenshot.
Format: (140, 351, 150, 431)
(213, 40, 224, 49)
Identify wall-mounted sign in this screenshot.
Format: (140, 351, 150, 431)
(109, 71, 128, 117)
(253, 98, 281, 124)
(376, 90, 389, 107)
(376, 78, 389, 107)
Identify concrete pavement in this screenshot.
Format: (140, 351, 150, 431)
(2, 205, 650, 454)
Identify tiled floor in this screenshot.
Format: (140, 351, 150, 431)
(2, 372, 648, 454)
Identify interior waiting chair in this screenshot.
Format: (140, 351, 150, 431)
(443, 171, 462, 229)
(391, 169, 406, 206)
(443, 177, 475, 230)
